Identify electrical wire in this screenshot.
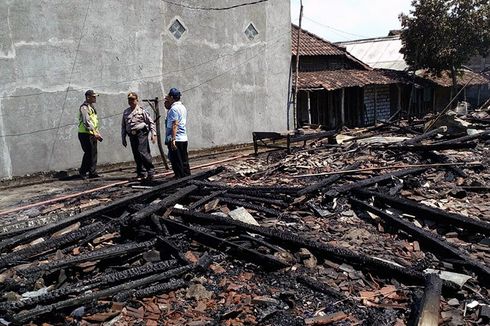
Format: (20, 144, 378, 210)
(0, 31, 290, 138)
(0, 30, 291, 100)
(302, 16, 370, 40)
(161, 0, 269, 11)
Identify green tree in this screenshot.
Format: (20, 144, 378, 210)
(400, 0, 490, 95)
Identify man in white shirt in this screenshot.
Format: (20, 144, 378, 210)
(165, 88, 190, 178)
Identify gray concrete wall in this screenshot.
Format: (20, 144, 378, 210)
(0, 0, 291, 179)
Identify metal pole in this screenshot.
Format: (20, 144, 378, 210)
(293, 0, 303, 130)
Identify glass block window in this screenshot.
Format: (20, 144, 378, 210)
(245, 23, 258, 40)
(169, 19, 186, 40)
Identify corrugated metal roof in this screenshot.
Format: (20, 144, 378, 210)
(416, 70, 489, 87)
(338, 36, 408, 71)
(296, 70, 402, 91)
(291, 24, 345, 56)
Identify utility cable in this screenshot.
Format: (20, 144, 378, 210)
(0, 32, 290, 138)
(0, 29, 291, 100)
(161, 0, 269, 11)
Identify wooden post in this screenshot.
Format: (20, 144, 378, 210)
(340, 88, 345, 127)
(143, 98, 169, 170)
(376, 86, 379, 124)
(307, 91, 312, 124)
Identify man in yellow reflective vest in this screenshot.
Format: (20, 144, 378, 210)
(78, 89, 103, 179)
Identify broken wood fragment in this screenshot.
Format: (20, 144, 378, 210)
(353, 189, 490, 235)
(350, 199, 490, 285)
(412, 274, 442, 326)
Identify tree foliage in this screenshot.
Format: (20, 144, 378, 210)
(400, 0, 490, 87)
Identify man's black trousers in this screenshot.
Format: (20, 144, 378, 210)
(129, 132, 155, 176)
(78, 133, 97, 175)
(167, 141, 191, 178)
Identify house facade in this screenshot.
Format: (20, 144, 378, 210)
(292, 25, 407, 129)
(339, 34, 490, 115)
(0, 0, 291, 179)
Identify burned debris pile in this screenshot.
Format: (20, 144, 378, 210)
(0, 117, 489, 325)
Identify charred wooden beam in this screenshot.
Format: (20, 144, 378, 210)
(130, 185, 198, 224)
(216, 197, 282, 216)
(11, 265, 193, 324)
(170, 209, 458, 289)
(435, 130, 490, 145)
(222, 193, 289, 208)
(190, 180, 299, 195)
(0, 167, 224, 252)
(380, 142, 477, 152)
(297, 162, 361, 196)
(403, 126, 447, 145)
(297, 275, 347, 301)
(156, 236, 188, 264)
(114, 278, 186, 302)
(421, 151, 466, 177)
(353, 189, 490, 235)
(0, 222, 106, 269)
(411, 274, 442, 326)
(161, 218, 289, 270)
(188, 190, 227, 211)
(461, 186, 490, 193)
(18, 240, 156, 276)
(1, 260, 179, 312)
(325, 168, 427, 198)
(350, 198, 490, 284)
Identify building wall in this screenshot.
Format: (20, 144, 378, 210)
(363, 85, 391, 125)
(0, 0, 291, 179)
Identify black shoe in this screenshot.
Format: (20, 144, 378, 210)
(79, 173, 88, 180)
(88, 173, 100, 179)
(137, 173, 147, 179)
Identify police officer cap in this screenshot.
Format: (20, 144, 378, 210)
(168, 88, 181, 99)
(85, 90, 98, 97)
(127, 92, 138, 99)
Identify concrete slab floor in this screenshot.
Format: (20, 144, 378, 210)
(0, 147, 256, 212)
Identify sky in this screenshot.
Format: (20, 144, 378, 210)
(291, 0, 414, 42)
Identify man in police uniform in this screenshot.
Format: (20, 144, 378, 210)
(121, 92, 157, 180)
(78, 89, 103, 179)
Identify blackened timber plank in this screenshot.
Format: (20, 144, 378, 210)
(1, 260, 179, 312)
(12, 265, 193, 323)
(435, 130, 490, 145)
(297, 162, 361, 196)
(380, 142, 477, 152)
(161, 218, 289, 270)
(170, 209, 458, 289)
(222, 193, 289, 208)
(130, 185, 198, 223)
(0, 167, 224, 252)
(216, 197, 282, 216)
(0, 222, 106, 268)
(412, 274, 443, 326)
(350, 199, 490, 284)
(325, 168, 427, 198)
(353, 189, 490, 235)
(18, 240, 156, 275)
(188, 190, 226, 211)
(403, 126, 447, 145)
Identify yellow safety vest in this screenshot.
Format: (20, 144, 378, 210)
(78, 104, 99, 134)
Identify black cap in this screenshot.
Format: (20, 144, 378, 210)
(85, 90, 98, 97)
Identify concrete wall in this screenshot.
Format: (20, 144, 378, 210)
(0, 0, 291, 179)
